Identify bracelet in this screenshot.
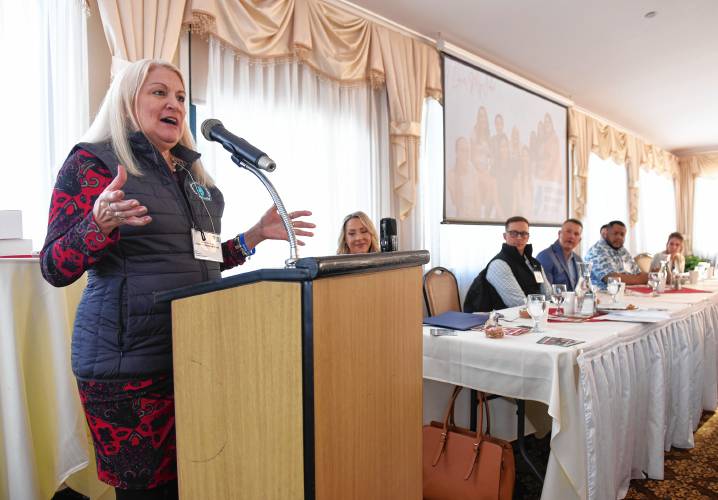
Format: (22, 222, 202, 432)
(235, 232, 256, 258)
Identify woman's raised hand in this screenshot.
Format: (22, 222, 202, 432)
(92, 165, 152, 235)
(243, 206, 315, 250)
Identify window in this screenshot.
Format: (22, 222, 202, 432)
(195, 38, 389, 272)
(583, 154, 629, 254)
(0, 0, 88, 249)
(635, 168, 677, 254)
(693, 176, 718, 262)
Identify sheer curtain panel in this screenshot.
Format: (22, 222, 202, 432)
(0, 0, 88, 250)
(693, 176, 718, 263)
(583, 154, 629, 255)
(197, 37, 390, 272)
(635, 168, 678, 254)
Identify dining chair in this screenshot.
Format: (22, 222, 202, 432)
(635, 253, 653, 273)
(423, 266, 461, 316)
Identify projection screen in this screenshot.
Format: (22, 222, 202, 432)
(443, 54, 568, 225)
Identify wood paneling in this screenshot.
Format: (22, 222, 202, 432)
(172, 281, 304, 500)
(312, 267, 423, 500)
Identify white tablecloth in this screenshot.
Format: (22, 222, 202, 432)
(578, 282, 718, 500)
(0, 259, 90, 500)
(423, 278, 718, 500)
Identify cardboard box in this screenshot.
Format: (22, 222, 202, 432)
(0, 210, 23, 239)
(0, 238, 33, 256)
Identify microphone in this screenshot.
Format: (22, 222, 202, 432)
(380, 217, 398, 252)
(201, 118, 276, 172)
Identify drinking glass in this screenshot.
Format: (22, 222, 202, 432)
(527, 294, 548, 332)
(648, 272, 660, 296)
(606, 277, 621, 304)
(550, 284, 567, 316)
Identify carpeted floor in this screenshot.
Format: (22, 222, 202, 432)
(513, 411, 718, 499)
(512, 434, 551, 499)
(626, 410, 718, 499)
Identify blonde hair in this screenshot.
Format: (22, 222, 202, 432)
(82, 58, 214, 186)
(336, 211, 380, 254)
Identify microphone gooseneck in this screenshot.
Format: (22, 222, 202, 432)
(201, 118, 298, 267)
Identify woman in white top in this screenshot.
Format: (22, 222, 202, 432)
(650, 232, 686, 273)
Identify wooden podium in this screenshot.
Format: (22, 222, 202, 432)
(158, 251, 429, 500)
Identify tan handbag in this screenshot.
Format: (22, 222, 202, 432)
(423, 386, 515, 500)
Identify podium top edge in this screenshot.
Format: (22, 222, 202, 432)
(155, 250, 429, 303)
(295, 250, 430, 277)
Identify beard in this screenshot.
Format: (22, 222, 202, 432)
(604, 237, 622, 250)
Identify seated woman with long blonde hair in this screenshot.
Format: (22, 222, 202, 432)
(337, 211, 380, 254)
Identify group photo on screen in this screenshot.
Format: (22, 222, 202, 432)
(443, 54, 568, 225)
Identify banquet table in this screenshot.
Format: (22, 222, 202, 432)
(423, 278, 718, 500)
(0, 259, 108, 500)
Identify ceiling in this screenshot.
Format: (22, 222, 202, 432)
(346, 0, 718, 156)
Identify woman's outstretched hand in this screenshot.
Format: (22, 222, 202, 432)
(92, 165, 152, 235)
(243, 206, 315, 250)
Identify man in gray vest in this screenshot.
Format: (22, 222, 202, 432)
(536, 218, 584, 291)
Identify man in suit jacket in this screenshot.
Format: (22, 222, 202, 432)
(536, 218, 584, 291)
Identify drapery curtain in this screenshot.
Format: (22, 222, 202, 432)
(97, 0, 187, 75)
(183, 0, 442, 219)
(0, 0, 89, 250)
(677, 153, 718, 255)
(374, 25, 442, 219)
(186, 0, 384, 84)
(196, 37, 390, 270)
(568, 109, 680, 231)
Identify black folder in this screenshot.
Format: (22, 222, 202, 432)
(423, 311, 489, 331)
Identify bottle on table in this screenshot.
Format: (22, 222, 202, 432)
(575, 262, 596, 317)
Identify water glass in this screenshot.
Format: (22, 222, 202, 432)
(527, 294, 548, 332)
(551, 284, 567, 316)
(648, 272, 660, 296)
(606, 277, 621, 304)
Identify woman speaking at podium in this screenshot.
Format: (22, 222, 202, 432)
(40, 59, 314, 500)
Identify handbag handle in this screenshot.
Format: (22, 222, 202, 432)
(432, 387, 500, 480)
(432, 385, 464, 466)
(465, 390, 491, 480)
(440, 386, 492, 436)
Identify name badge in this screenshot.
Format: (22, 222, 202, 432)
(191, 228, 223, 262)
(533, 270, 545, 283)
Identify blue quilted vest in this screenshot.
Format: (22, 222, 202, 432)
(71, 133, 224, 380)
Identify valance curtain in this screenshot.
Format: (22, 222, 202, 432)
(97, 0, 187, 75)
(183, 0, 442, 218)
(568, 109, 680, 229)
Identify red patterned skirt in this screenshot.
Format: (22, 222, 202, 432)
(77, 376, 176, 489)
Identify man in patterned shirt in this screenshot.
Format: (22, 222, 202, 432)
(583, 220, 648, 288)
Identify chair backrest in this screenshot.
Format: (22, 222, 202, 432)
(423, 266, 461, 316)
(634, 253, 653, 273)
